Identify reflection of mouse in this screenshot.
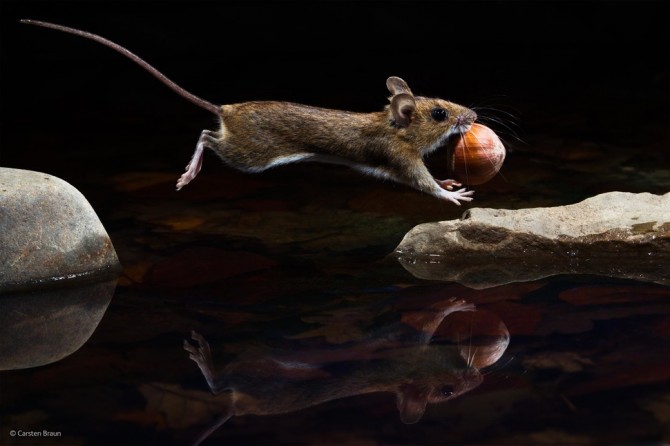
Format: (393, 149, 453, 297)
(183, 298, 505, 445)
(22, 20, 477, 205)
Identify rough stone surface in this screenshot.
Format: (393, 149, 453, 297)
(0, 168, 121, 291)
(395, 192, 670, 288)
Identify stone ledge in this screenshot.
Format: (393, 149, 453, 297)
(394, 191, 670, 288)
(0, 168, 121, 292)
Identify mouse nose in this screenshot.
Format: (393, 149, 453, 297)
(456, 111, 476, 126)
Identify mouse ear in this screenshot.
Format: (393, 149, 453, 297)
(387, 76, 413, 96)
(396, 385, 428, 424)
(390, 93, 416, 128)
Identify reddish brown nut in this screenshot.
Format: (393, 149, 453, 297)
(451, 123, 506, 185)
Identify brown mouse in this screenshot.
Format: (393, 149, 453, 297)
(21, 19, 477, 205)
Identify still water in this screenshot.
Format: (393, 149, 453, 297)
(2, 137, 670, 444)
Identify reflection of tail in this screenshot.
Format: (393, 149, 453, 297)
(191, 412, 233, 446)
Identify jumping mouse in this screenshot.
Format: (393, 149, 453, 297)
(21, 19, 477, 205)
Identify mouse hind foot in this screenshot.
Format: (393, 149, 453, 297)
(176, 129, 219, 190)
(184, 330, 228, 394)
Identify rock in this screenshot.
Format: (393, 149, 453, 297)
(0, 168, 121, 292)
(394, 192, 670, 288)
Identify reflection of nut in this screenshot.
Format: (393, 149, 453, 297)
(438, 309, 510, 369)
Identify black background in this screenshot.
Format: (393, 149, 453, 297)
(1, 0, 669, 187)
(1, 4, 670, 444)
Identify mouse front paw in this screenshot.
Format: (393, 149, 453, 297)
(438, 188, 474, 205)
(435, 178, 462, 191)
(444, 297, 476, 313)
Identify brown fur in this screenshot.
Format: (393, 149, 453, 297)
(209, 91, 477, 202)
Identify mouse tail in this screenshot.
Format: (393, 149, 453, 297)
(191, 411, 232, 446)
(20, 19, 221, 115)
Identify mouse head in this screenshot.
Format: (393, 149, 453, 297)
(386, 76, 477, 155)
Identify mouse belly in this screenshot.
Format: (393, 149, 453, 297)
(208, 120, 316, 173)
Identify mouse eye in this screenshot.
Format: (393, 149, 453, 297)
(431, 108, 448, 122)
(441, 385, 455, 397)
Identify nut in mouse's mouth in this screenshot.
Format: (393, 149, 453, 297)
(456, 123, 474, 134)
(440, 123, 507, 186)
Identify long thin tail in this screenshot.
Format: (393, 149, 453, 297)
(20, 19, 221, 115)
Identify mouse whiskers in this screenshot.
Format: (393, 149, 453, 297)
(470, 101, 526, 149)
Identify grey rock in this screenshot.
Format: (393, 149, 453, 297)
(394, 192, 670, 288)
(0, 168, 121, 291)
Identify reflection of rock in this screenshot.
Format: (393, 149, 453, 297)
(0, 279, 116, 370)
(523, 352, 595, 373)
(395, 192, 670, 288)
(0, 168, 121, 292)
(184, 298, 509, 445)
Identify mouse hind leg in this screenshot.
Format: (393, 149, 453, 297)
(176, 129, 220, 190)
(184, 330, 230, 394)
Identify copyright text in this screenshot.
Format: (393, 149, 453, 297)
(9, 430, 62, 438)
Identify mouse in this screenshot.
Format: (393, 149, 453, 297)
(181, 298, 498, 445)
(21, 19, 477, 205)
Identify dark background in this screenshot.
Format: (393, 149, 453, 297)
(2, 3, 670, 445)
(2, 0, 669, 189)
